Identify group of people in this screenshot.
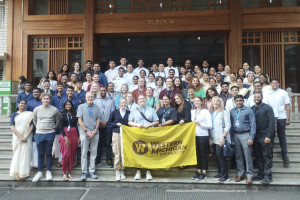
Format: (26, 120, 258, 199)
(11, 57, 291, 185)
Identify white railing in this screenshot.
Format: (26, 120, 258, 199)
(0, 95, 18, 117)
(286, 87, 300, 121)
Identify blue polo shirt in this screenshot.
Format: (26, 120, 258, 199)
(26, 98, 42, 112)
(50, 94, 66, 111)
(16, 91, 34, 108)
(74, 90, 86, 105)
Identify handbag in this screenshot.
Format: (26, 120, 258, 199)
(223, 139, 234, 157)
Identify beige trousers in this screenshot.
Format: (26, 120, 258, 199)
(112, 132, 124, 171)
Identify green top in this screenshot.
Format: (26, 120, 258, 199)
(146, 97, 159, 109)
(187, 88, 206, 99)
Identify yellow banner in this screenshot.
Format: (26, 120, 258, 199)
(121, 122, 197, 169)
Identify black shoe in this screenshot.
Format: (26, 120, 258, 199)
(198, 173, 207, 181)
(218, 176, 229, 183)
(283, 157, 290, 168)
(213, 174, 221, 179)
(106, 160, 113, 168)
(96, 160, 102, 166)
(253, 175, 264, 181)
(261, 178, 273, 185)
(192, 171, 200, 180)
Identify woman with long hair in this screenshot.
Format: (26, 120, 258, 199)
(58, 100, 79, 181)
(57, 64, 69, 82)
(209, 67, 216, 78)
(139, 70, 147, 81)
(174, 77, 187, 99)
(201, 72, 210, 92)
(243, 72, 255, 97)
(187, 85, 196, 109)
(146, 87, 160, 112)
(156, 95, 177, 127)
(10, 100, 34, 180)
(115, 84, 129, 108)
(128, 94, 159, 180)
(125, 92, 138, 112)
(108, 98, 130, 181)
(153, 76, 164, 99)
(191, 96, 212, 181)
(194, 65, 203, 79)
(69, 61, 84, 81)
(229, 73, 237, 90)
(90, 82, 101, 99)
(205, 87, 224, 110)
(237, 68, 246, 79)
(188, 76, 206, 99)
(259, 73, 272, 93)
(174, 93, 191, 125)
(38, 71, 58, 91)
(254, 65, 262, 80)
(209, 96, 231, 183)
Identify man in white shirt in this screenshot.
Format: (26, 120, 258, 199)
(245, 82, 269, 107)
(151, 63, 159, 78)
(157, 63, 166, 79)
(123, 64, 135, 85)
(113, 67, 129, 93)
(267, 78, 291, 167)
(105, 60, 118, 83)
(225, 85, 239, 112)
(133, 59, 149, 77)
(115, 57, 127, 71)
(164, 57, 179, 77)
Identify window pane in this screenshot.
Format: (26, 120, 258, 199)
(242, 46, 260, 70)
(33, 51, 48, 78)
(284, 45, 300, 92)
(116, 0, 131, 13)
(69, 0, 85, 14)
(283, 0, 300, 7)
(242, 0, 259, 8)
(32, 0, 48, 15)
(68, 50, 84, 70)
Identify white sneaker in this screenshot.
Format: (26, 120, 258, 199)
(146, 170, 153, 181)
(115, 171, 121, 181)
(120, 171, 126, 180)
(134, 170, 141, 180)
(46, 171, 52, 181)
(32, 172, 43, 182)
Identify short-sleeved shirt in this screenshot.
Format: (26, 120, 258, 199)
(267, 88, 291, 119)
(156, 106, 177, 124)
(26, 99, 42, 112)
(146, 97, 159, 109)
(128, 106, 159, 125)
(93, 97, 115, 122)
(76, 103, 101, 133)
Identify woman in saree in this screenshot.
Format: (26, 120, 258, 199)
(10, 100, 34, 180)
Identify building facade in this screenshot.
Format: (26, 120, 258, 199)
(4, 0, 300, 92)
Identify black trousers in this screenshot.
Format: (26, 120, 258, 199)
(212, 143, 228, 178)
(195, 136, 209, 170)
(253, 140, 273, 180)
(276, 119, 288, 159)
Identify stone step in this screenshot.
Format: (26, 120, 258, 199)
(0, 174, 300, 191)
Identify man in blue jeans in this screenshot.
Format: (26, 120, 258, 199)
(230, 95, 256, 185)
(32, 93, 59, 182)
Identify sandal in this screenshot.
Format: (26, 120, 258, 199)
(67, 174, 74, 179)
(62, 174, 69, 181)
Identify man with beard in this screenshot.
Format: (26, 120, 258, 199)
(251, 92, 275, 185)
(219, 82, 232, 107)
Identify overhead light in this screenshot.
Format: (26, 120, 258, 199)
(197, 37, 201, 40)
(128, 38, 131, 42)
(270, 0, 272, 3)
(109, 4, 113, 8)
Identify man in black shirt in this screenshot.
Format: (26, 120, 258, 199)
(251, 92, 275, 185)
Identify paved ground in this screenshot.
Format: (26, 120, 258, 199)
(0, 187, 299, 200)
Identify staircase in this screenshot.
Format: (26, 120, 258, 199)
(0, 117, 299, 191)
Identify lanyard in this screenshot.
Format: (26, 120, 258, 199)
(212, 112, 218, 125)
(100, 98, 107, 109)
(67, 113, 72, 126)
(194, 109, 201, 121)
(138, 88, 145, 95)
(163, 107, 171, 119)
(86, 103, 94, 116)
(236, 109, 241, 121)
(158, 71, 165, 77)
(166, 89, 174, 98)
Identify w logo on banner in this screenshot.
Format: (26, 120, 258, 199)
(132, 140, 148, 155)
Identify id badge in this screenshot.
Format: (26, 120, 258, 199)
(67, 126, 70, 132)
(235, 120, 239, 127)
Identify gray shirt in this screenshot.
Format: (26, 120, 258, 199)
(77, 103, 101, 133)
(33, 105, 59, 134)
(128, 106, 159, 125)
(93, 97, 115, 122)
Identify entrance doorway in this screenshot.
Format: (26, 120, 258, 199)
(98, 33, 225, 70)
